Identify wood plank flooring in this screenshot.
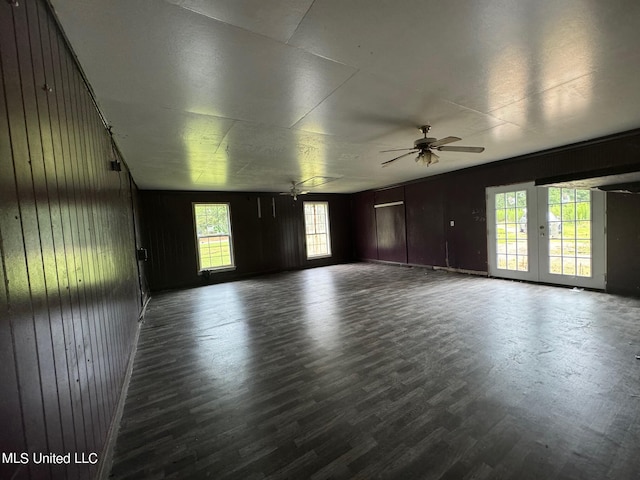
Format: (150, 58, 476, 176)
(108, 263, 640, 479)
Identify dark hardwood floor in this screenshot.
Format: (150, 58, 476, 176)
(109, 263, 640, 480)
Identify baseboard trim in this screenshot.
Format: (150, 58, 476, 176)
(432, 266, 488, 276)
(365, 259, 408, 267)
(363, 259, 488, 277)
(96, 309, 145, 480)
(139, 295, 151, 320)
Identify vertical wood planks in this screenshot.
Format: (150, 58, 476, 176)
(606, 192, 640, 295)
(353, 131, 640, 287)
(0, 1, 142, 478)
(351, 191, 377, 261)
(140, 191, 353, 291)
(33, 3, 79, 477)
(405, 181, 445, 267)
(46, 2, 89, 466)
(276, 195, 303, 270)
(1, 2, 52, 477)
(0, 9, 29, 480)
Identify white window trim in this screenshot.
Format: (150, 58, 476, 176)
(193, 202, 236, 273)
(304, 201, 332, 260)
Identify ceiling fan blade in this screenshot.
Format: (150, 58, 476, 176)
(279, 192, 291, 195)
(437, 146, 485, 153)
(429, 136, 461, 148)
(381, 150, 418, 167)
(380, 147, 416, 153)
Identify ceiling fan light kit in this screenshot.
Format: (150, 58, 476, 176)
(278, 176, 341, 200)
(279, 181, 307, 200)
(381, 125, 485, 167)
(416, 151, 439, 166)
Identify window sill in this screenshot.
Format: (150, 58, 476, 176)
(307, 255, 332, 260)
(199, 266, 236, 274)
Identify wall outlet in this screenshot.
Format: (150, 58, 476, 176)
(450, 220, 455, 227)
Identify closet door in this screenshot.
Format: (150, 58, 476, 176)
(375, 201, 407, 264)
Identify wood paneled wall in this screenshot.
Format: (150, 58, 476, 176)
(606, 192, 640, 296)
(405, 181, 445, 267)
(140, 191, 353, 291)
(0, 1, 142, 479)
(352, 129, 640, 295)
(352, 191, 377, 261)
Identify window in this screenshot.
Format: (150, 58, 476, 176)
(193, 203, 234, 271)
(304, 201, 331, 259)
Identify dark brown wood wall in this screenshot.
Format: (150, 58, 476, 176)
(405, 181, 445, 267)
(0, 1, 142, 479)
(606, 192, 640, 296)
(352, 191, 377, 261)
(352, 129, 640, 295)
(140, 191, 353, 291)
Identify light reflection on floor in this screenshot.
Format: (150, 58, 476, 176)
(301, 267, 341, 351)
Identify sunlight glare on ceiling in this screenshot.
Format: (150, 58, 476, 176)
(540, 6, 595, 122)
(295, 130, 328, 187)
(183, 117, 228, 186)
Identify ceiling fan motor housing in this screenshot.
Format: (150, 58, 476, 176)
(415, 137, 437, 149)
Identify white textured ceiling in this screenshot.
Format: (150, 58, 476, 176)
(50, 0, 640, 193)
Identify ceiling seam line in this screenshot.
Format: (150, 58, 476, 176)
(289, 69, 360, 131)
(439, 100, 526, 134)
(168, 0, 353, 69)
(167, 3, 287, 45)
(441, 99, 506, 124)
(213, 120, 237, 155)
(285, 0, 317, 45)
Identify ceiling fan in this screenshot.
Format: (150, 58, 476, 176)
(279, 176, 341, 200)
(280, 181, 309, 201)
(381, 125, 484, 167)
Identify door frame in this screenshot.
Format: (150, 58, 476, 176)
(487, 183, 607, 289)
(487, 182, 538, 282)
(536, 187, 606, 289)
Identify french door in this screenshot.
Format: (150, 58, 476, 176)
(487, 183, 606, 289)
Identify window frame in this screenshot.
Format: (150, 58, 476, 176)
(192, 202, 236, 273)
(303, 201, 332, 260)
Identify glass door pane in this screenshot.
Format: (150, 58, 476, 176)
(495, 190, 529, 272)
(487, 183, 538, 282)
(538, 187, 605, 289)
